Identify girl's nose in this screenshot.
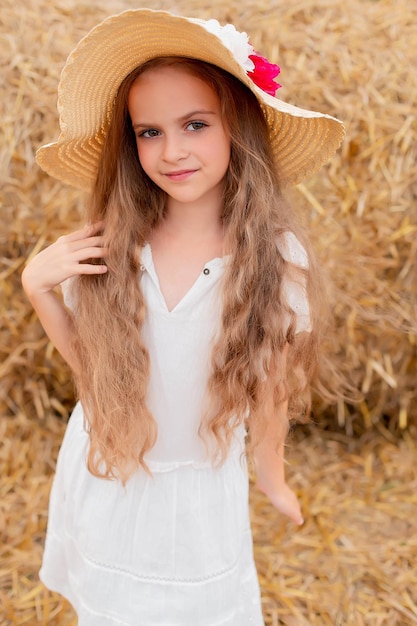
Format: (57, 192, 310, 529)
(161, 133, 188, 162)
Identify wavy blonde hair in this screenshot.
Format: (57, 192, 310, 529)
(71, 57, 326, 482)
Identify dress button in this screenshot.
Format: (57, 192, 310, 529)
(140, 264, 146, 271)
(203, 268, 210, 275)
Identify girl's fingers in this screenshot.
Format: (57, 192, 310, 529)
(83, 235, 106, 248)
(56, 236, 107, 262)
(71, 235, 106, 248)
(61, 234, 106, 249)
(76, 263, 108, 275)
(23, 223, 110, 295)
(266, 484, 304, 526)
(62, 221, 105, 243)
(73, 245, 108, 260)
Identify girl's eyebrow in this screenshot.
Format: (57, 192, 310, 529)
(132, 110, 217, 130)
(178, 109, 217, 121)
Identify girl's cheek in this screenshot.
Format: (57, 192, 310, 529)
(137, 146, 149, 167)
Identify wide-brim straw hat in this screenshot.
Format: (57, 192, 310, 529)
(36, 9, 345, 190)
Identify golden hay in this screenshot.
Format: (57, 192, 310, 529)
(1, 0, 416, 623)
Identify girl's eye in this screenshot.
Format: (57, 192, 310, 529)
(186, 121, 207, 131)
(139, 129, 160, 138)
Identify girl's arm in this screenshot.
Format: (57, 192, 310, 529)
(21, 223, 107, 373)
(254, 345, 304, 526)
(254, 401, 303, 526)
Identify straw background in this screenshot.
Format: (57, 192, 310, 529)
(1, 0, 416, 624)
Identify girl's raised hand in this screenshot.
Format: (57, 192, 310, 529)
(22, 222, 108, 296)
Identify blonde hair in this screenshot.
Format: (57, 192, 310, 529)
(71, 57, 325, 481)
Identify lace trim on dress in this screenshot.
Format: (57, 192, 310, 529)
(59, 530, 245, 585)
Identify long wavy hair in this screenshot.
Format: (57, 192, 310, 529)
(71, 57, 326, 482)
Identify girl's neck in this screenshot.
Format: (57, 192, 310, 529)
(161, 196, 223, 242)
(147, 196, 225, 311)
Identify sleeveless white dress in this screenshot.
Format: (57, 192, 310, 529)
(39, 233, 310, 626)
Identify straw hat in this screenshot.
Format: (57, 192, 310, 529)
(36, 9, 345, 190)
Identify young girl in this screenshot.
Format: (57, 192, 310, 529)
(22, 9, 344, 626)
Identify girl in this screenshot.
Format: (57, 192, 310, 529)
(22, 9, 344, 626)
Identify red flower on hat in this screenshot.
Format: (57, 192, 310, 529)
(247, 53, 281, 96)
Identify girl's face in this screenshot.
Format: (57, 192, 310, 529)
(128, 65, 231, 213)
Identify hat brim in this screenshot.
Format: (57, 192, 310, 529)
(36, 9, 345, 190)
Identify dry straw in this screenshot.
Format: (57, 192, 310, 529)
(1, 0, 416, 623)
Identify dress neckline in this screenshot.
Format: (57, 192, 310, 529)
(140, 243, 227, 314)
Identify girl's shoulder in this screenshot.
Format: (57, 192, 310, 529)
(276, 231, 309, 270)
(276, 231, 311, 334)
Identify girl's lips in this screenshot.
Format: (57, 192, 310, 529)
(164, 169, 197, 182)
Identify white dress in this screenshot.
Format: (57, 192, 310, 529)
(40, 234, 310, 626)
